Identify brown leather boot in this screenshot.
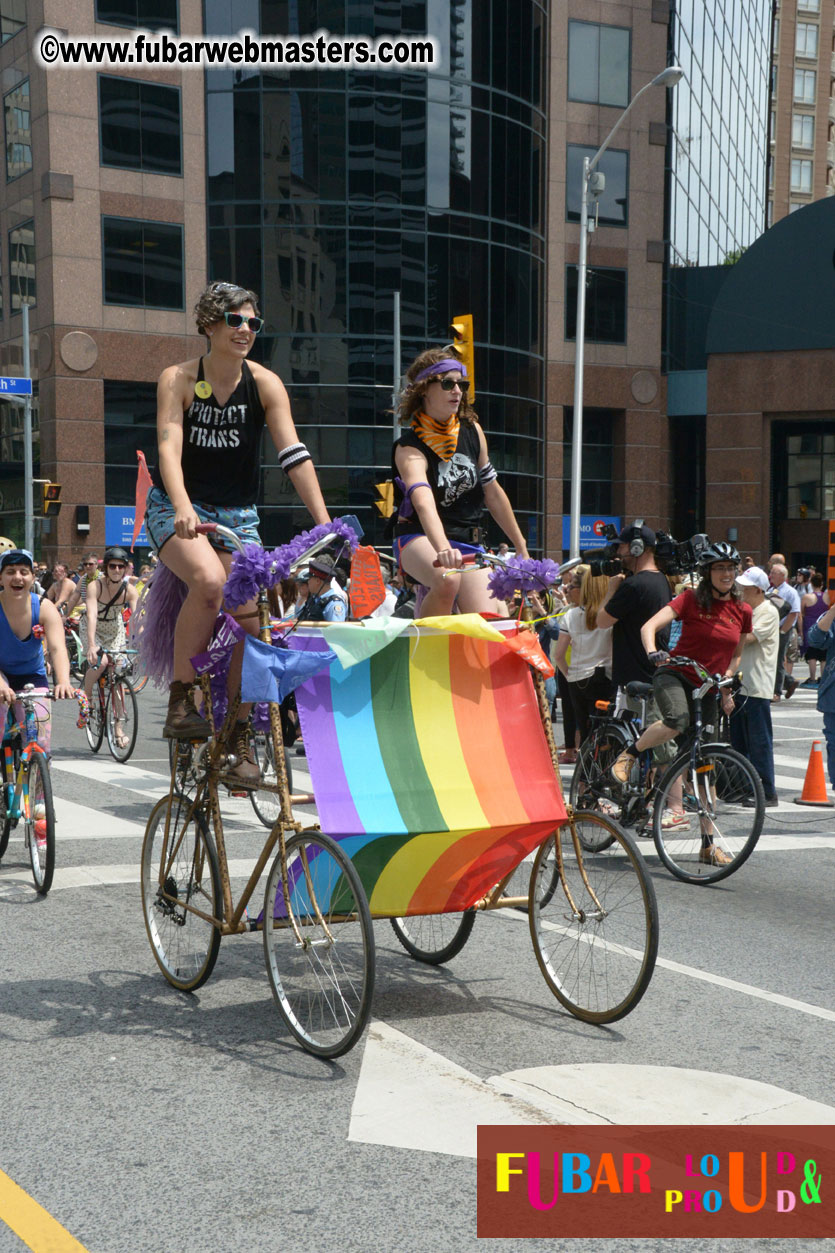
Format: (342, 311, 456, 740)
(163, 681, 211, 739)
(222, 720, 260, 788)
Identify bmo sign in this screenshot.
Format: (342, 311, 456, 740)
(561, 515, 621, 551)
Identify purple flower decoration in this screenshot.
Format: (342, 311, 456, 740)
(488, 557, 561, 603)
(223, 517, 359, 608)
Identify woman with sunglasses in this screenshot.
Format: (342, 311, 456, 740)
(84, 547, 138, 725)
(392, 346, 528, 616)
(145, 281, 330, 756)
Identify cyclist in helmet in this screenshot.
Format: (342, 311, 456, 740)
(84, 547, 138, 734)
(610, 541, 753, 859)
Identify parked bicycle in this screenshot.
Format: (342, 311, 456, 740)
(85, 648, 139, 763)
(569, 658, 765, 884)
(0, 686, 87, 894)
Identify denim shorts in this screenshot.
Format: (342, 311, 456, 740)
(145, 485, 260, 556)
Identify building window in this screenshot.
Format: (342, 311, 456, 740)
(566, 145, 629, 226)
(102, 216, 183, 308)
(767, 200, 773, 227)
(794, 69, 816, 103)
(784, 431, 835, 518)
(95, 0, 178, 32)
(0, 0, 24, 44)
(8, 219, 34, 311)
(796, 23, 819, 58)
(792, 113, 814, 149)
(99, 76, 181, 175)
(567, 21, 630, 108)
(565, 266, 626, 344)
(791, 158, 813, 192)
(789, 201, 805, 212)
(562, 408, 615, 515)
(798, 0, 819, 12)
(4, 78, 31, 180)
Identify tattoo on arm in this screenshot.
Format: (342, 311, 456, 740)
(160, 429, 170, 442)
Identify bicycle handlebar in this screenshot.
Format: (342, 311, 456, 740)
(655, 655, 735, 690)
(196, 521, 342, 574)
(7, 684, 89, 727)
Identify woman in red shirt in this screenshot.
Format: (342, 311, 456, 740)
(610, 542, 753, 858)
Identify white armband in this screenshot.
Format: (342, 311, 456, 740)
(278, 443, 312, 473)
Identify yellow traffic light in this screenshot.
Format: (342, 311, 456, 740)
(450, 314, 475, 402)
(374, 481, 395, 518)
(42, 482, 62, 517)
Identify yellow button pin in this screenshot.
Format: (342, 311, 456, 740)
(194, 379, 213, 399)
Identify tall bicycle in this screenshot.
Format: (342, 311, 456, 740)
(570, 658, 765, 884)
(85, 648, 139, 762)
(140, 532, 659, 1058)
(1, 686, 87, 894)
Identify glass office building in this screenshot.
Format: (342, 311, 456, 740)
(666, 0, 770, 273)
(203, 0, 547, 548)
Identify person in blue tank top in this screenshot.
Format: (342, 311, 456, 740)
(392, 346, 529, 617)
(0, 549, 74, 753)
(144, 281, 331, 778)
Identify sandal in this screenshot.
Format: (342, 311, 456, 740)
(660, 808, 689, 830)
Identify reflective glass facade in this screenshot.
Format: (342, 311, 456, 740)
(667, 1, 770, 269)
(204, 0, 547, 548)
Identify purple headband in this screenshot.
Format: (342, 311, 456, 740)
(414, 358, 468, 383)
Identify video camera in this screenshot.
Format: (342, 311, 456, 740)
(576, 524, 711, 579)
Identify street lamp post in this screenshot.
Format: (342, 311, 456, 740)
(568, 65, 685, 559)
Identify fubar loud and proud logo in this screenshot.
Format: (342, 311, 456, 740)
(477, 1125, 833, 1239)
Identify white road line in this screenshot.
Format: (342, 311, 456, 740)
(497, 910, 835, 1022)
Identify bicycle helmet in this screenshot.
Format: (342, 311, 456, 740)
(103, 546, 130, 565)
(698, 541, 739, 567)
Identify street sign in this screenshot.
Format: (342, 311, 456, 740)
(0, 376, 32, 395)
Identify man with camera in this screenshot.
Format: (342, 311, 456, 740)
(594, 522, 674, 758)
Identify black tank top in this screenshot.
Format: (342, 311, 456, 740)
(151, 358, 266, 505)
(392, 422, 484, 541)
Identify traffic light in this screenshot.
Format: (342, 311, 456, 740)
(374, 481, 395, 518)
(42, 482, 62, 517)
(450, 314, 475, 402)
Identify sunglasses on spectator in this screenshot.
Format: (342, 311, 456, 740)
(224, 312, 264, 334)
(431, 376, 469, 393)
(83, 561, 97, 567)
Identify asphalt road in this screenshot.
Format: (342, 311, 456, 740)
(0, 684, 833, 1253)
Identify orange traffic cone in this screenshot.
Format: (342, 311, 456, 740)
(794, 740, 835, 807)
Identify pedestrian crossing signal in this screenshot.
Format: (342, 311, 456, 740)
(42, 482, 62, 517)
(374, 481, 395, 518)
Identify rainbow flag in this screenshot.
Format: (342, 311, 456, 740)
(294, 628, 566, 917)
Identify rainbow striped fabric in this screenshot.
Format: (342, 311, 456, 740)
(295, 627, 566, 917)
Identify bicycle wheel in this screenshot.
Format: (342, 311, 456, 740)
(529, 813, 659, 1024)
(141, 795, 222, 991)
(0, 746, 17, 859)
(652, 743, 764, 884)
(85, 681, 105, 752)
(168, 738, 203, 799)
(390, 910, 475, 964)
(26, 753, 55, 895)
(250, 732, 293, 828)
(569, 724, 634, 846)
(106, 678, 138, 762)
(263, 831, 375, 1058)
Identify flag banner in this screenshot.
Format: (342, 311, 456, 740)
(294, 629, 565, 917)
(241, 634, 337, 704)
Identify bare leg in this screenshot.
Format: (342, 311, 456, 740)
(399, 537, 461, 617)
(455, 566, 508, 616)
(159, 535, 227, 683)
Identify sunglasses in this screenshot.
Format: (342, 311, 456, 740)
(432, 376, 469, 393)
(83, 561, 97, 567)
(224, 312, 264, 334)
(107, 563, 127, 571)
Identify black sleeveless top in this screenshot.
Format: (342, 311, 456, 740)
(392, 422, 484, 542)
(151, 358, 266, 506)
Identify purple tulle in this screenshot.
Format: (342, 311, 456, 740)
(487, 557, 561, 603)
(134, 563, 187, 687)
(223, 517, 359, 609)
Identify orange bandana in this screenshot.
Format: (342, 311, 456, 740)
(411, 410, 460, 462)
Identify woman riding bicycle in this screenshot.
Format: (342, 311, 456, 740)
(144, 280, 330, 775)
(0, 548, 74, 752)
(391, 346, 529, 617)
(84, 547, 138, 744)
(610, 542, 753, 859)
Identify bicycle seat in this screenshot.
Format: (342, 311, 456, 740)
(625, 681, 653, 700)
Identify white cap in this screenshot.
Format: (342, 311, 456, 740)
(736, 566, 769, 592)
